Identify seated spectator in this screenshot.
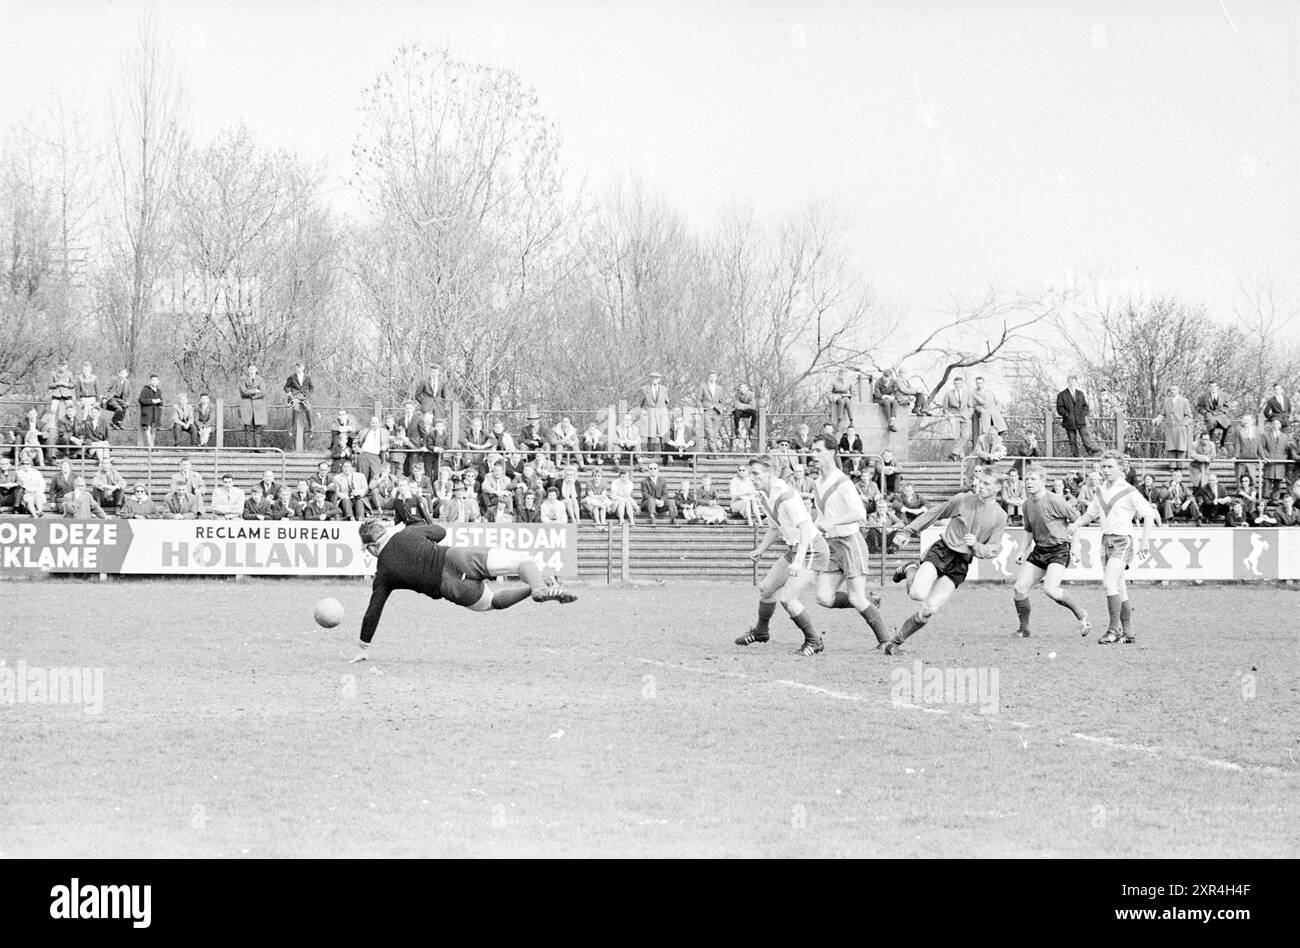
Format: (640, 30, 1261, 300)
(368, 461, 401, 513)
(609, 468, 638, 525)
(56, 405, 84, 460)
(18, 407, 48, 467)
(516, 488, 542, 523)
(1188, 432, 1217, 487)
(551, 416, 580, 465)
(104, 368, 130, 430)
(331, 460, 371, 521)
(1194, 472, 1233, 524)
(838, 426, 864, 475)
(613, 413, 640, 468)
(872, 367, 907, 432)
(792, 423, 814, 466)
(693, 475, 726, 524)
(119, 483, 161, 519)
(92, 458, 126, 510)
(1000, 468, 1027, 524)
(162, 481, 202, 519)
(81, 405, 111, 461)
(392, 479, 432, 526)
(195, 393, 216, 447)
(534, 451, 558, 482)
(583, 472, 612, 526)
(463, 417, 493, 462)
(516, 413, 543, 455)
(489, 419, 517, 456)
(173, 393, 199, 445)
(243, 486, 290, 521)
(580, 418, 605, 466)
(61, 476, 108, 519)
(540, 488, 567, 523)
(787, 463, 814, 505)
(286, 480, 312, 518)
(449, 482, 482, 523)
(1275, 494, 1299, 526)
(665, 415, 695, 463)
(480, 460, 515, 520)
(1158, 472, 1201, 525)
(309, 460, 334, 502)
(14, 457, 46, 516)
(876, 449, 900, 494)
(175, 457, 206, 511)
(728, 466, 760, 525)
(1234, 473, 1260, 523)
(676, 479, 697, 522)
(640, 462, 678, 525)
(557, 466, 584, 523)
(892, 481, 928, 525)
(769, 437, 796, 479)
(51, 459, 77, 509)
(211, 474, 246, 519)
(732, 382, 758, 450)
(300, 482, 342, 521)
(0, 458, 21, 512)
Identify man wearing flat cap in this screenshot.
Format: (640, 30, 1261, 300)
(640, 371, 671, 463)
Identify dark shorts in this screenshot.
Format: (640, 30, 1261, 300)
(922, 541, 972, 588)
(1027, 541, 1071, 571)
(438, 547, 493, 607)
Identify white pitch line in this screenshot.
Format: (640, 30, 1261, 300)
(638, 658, 1295, 779)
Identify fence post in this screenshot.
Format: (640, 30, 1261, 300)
(1115, 409, 1126, 453)
(294, 410, 305, 453)
(620, 522, 630, 582)
(215, 398, 225, 448)
(606, 404, 617, 457)
(1044, 410, 1054, 458)
(450, 401, 461, 449)
(605, 519, 612, 585)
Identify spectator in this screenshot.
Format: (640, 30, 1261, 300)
(104, 368, 131, 430)
(728, 465, 760, 526)
(694, 475, 727, 524)
(584, 471, 612, 526)
(50, 459, 77, 509)
(1076, 469, 1102, 511)
(612, 413, 640, 468)
(893, 481, 928, 525)
(1136, 472, 1160, 505)
(0, 458, 20, 513)
(675, 479, 697, 523)
(120, 483, 161, 519)
(516, 488, 542, 523)
(238, 364, 268, 447)
(48, 359, 74, 419)
(14, 457, 46, 516)
(1228, 412, 1264, 483)
(463, 416, 493, 462)
(250, 469, 279, 502)
(211, 474, 245, 519)
(639, 371, 671, 462)
(1234, 473, 1261, 521)
(18, 407, 48, 467)
(1000, 468, 1026, 524)
(422, 417, 449, 477)
(1262, 418, 1289, 499)
(732, 381, 758, 450)
(971, 376, 1007, 437)
(172, 393, 199, 445)
(392, 479, 432, 526)
(1158, 472, 1201, 525)
(666, 415, 695, 463)
(243, 485, 289, 521)
(769, 436, 797, 479)
(329, 409, 358, 470)
(75, 361, 100, 420)
(1195, 472, 1233, 525)
(697, 371, 726, 457)
(540, 488, 567, 524)
(91, 458, 125, 510)
(368, 461, 400, 513)
(309, 459, 334, 501)
(830, 369, 856, 432)
(56, 405, 84, 460)
(1195, 382, 1233, 448)
(510, 462, 545, 514)
(1262, 383, 1291, 430)
(283, 361, 314, 434)
(551, 416, 580, 466)
(1153, 383, 1193, 467)
(580, 417, 605, 466)
(354, 415, 390, 485)
(967, 428, 1007, 487)
(1018, 431, 1043, 463)
(176, 458, 207, 511)
(876, 449, 901, 495)
(1189, 433, 1217, 487)
(300, 482, 342, 521)
(609, 468, 638, 525)
(558, 466, 584, 523)
(640, 461, 678, 525)
(837, 425, 864, 475)
(408, 478, 437, 523)
(1275, 493, 1299, 526)
(413, 363, 448, 416)
(332, 460, 370, 521)
(286, 480, 312, 517)
(792, 423, 814, 466)
(449, 482, 482, 523)
(939, 374, 974, 460)
(61, 476, 107, 519)
(872, 367, 907, 432)
(1055, 374, 1099, 457)
(81, 405, 111, 461)
(787, 462, 813, 504)
(480, 460, 514, 519)
(396, 399, 421, 454)
(138, 374, 164, 449)
(195, 393, 216, 447)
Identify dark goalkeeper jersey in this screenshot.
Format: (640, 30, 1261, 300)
(360, 524, 450, 643)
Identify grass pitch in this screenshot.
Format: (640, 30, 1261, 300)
(2, 578, 1297, 858)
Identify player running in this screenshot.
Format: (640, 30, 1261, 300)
(350, 519, 576, 662)
(734, 456, 831, 656)
(1067, 450, 1155, 644)
(884, 468, 1008, 654)
(807, 435, 890, 646)
(1011, 464, 1090, 638)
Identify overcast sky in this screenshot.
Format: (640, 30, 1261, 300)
(2, 0, 1295, 328)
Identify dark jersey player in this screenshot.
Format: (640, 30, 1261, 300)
(351, 519, 575, 662)
(1011, 465, 1090, 638)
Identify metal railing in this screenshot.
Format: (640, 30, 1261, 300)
(6, 444, 287, 496)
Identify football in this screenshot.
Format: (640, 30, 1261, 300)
(314, 598, 344, 629)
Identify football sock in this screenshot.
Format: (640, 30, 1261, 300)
(899, 611, 929, 641)
(1120, 599, 1132, 635)
(516, 559, 544, 591)
(756, 600, 776, 632)
(1052, 592, 1086, 619)
(492, 586, 533, 609)
(1106, 593, 1122, 630)
(791, 610, 816, 640)
(1014, 595, 1031, 632)
(860, 603, 889, 643)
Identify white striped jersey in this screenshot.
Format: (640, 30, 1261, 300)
(811, 469, 866, 537)
(759, 476, 815, 549)
(1085, 481, 1153, 536)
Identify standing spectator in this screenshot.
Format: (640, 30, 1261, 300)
(50, 459, 77, 509)
(81, 405, 111, 461)
(60, 477, 107, 519)
(1158, 472, 1201, 525)
(872, 367, 908, 432)
(283, 360, 314, 434)
(48, 359, 74, 418)
(640, 371, 671, 461)
(1055, 374, 1099, 456)
(300, 482, 342, 521)
(56, 405, 84, 459)
(354, 415, 390, 485)
(1262, 383, 1291, 430)
(939, 374, 974, 460)
(397, 399, 421, 446)
(609, 468, 638, 525)
(211, 474, 246, 519)
(728, 465, 760, 525)
(75, 361, 100, 420)
(830, 369, 856, 432)
(971, 377, 1008, 437)
(195, 393, 216, 447)
(103, 368, 131, 430)
(580, 416, 605, 466)
(331, 460, 371, 521)
(421, 416, 449, 477)
(1262, 418, 1289, 499)
(639, 461, 678, 525)
(413, 363, 448, 416)
(138, 374, 164, 449)
(15, 457, 47, 516)
(837, 425, 864, 475)
(238, 364, 268, 447)
(91, 458, 125, 510)
(1017, 431, 1042, 477)
(697, 371, 725, 457)
(1195, 382, 1233, 448)
(732, 381, 758, 450)
(612, 413, 640, 468)
(120, 483, 161, 519)
(172, 392, 198, 445)
(329, 409, 358, 470)
(1153, 384, 1193, 467)
(1228, 412, 1264, 483)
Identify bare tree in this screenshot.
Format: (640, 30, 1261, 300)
(1232, 268, 1300, 404)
